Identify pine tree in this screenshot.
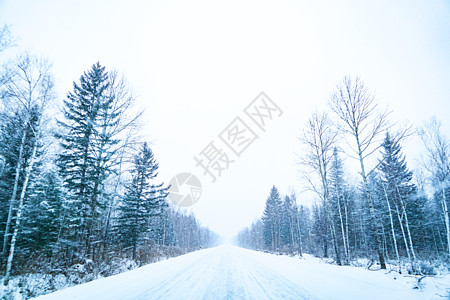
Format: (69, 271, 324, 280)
(329, 148, 350, 262)
(262, 186, 282, 251)
(56, 62, 127, 260)
(378, 132, 417, 261)
(297, 204, 310, 253)
(279, 195, 299, 252)
(116, 142, 167, 259)
(312, 204, 328, 257)
(19, 171, 64, 257)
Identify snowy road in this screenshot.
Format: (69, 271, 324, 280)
(36, 245, 434, 300)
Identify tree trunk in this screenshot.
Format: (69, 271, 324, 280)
(132, 242, 137, 261)
(330, 222, 342, 265)
(337, 194, 348, 263)
(296, 211, 303, 256)
(2, 128, 27, 257)
(356, 134, 386, 269)
(4, 128, 39, 285)
(162, 219, 166, 246)
(289, 215, 295, 248)
(401, 206, 416, 261)
(382, 183, 400, 272)
(441, 185, 450, 254)
(394, 200, 411, 261)
(395, 186, 416, 261)
(102, 144, 127, 257)
(343, 194, 350, 260)
(323, 235, 328, 258)
(323, 200, 342, 265)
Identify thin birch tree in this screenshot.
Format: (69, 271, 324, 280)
(300, 110, 342, 265)
(419, 117, 450, 254)
(329, 76, 390, 269)
(1, 54, 55, 285)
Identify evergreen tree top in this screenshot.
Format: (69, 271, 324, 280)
(378, 132, 415, 194)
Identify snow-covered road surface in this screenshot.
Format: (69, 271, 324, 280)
(35, 245, 441, 300)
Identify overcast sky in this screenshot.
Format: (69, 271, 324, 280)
(1, 0, 449, 238)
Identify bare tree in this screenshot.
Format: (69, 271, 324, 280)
(88, 70, 142, 259)
(329, 76, 390, 269)
(1, 53, 55, 285)
(300, 110, 342, 265)
(419, 117, 450, 254)
(94, 70, 143, 258)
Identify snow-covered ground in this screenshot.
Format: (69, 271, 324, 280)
(34, 245, 450, 300)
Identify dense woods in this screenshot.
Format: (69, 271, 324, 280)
(0, 27, 217, 295)
(237, 77, 449, 274)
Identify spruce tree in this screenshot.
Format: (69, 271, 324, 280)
(19, 171, 64, 257)
(57, 62, 121, 259)
(329, 148, 350, 262)
(280, 195, 297, 250)
(262, 186, 282, 251)
(378, 132, 417, 260)
(116, 142, 167, 259)
(312, 204, 328, 257)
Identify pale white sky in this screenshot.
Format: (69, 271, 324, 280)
(1, 0, 449, 238)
